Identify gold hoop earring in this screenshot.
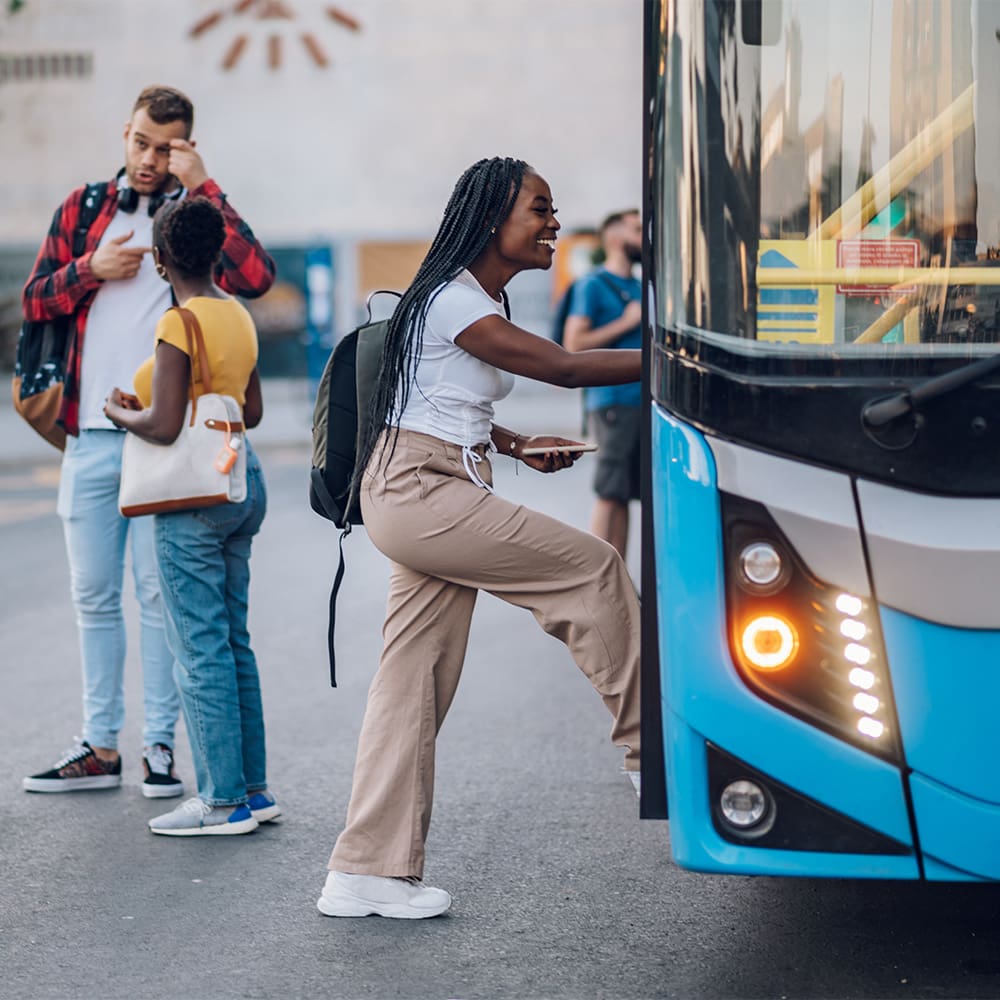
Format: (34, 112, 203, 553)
(152, 247, 168, 280)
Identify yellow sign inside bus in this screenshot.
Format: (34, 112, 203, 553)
(757, 240, 836, 343)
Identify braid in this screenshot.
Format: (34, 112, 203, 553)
(349, 156, 527, 501)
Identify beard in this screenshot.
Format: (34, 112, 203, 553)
(624, 242, 642, 264)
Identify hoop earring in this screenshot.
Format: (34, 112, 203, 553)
(152, 248, 169, 281)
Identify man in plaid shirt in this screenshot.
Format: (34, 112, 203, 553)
(22, 86, 275, 799)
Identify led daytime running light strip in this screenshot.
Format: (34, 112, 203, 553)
(837, 592, 886, 740)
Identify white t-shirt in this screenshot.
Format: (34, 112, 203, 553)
(396, 269, 515, 447)
(78, 197, 173, 429)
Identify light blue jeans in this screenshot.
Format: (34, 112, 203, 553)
(154, 446, 268, 806)
(58, 430, 179, 750)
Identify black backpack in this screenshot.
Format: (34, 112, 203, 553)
(309, 287, 511, 687)
(309, 292, 397, 686)
(13, 181, 107, 448)
(551, 270, 633, 346)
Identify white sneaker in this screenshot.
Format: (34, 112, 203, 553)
(148, 797, 259, 836)
(625, 769, 641, 798)
(247, 790, 282, 823)
(317, 871, 451, 919)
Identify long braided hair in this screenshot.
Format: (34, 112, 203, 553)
(350, 156, 529, 500)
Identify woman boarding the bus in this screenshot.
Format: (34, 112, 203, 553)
(318, 156, 642, 919)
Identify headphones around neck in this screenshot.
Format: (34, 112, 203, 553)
(115, 169, 183, 217)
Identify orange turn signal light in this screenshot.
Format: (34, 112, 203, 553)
(740, 615, 798, 671)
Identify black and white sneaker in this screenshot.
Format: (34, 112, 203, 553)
(23, 741, 122, 793)
(141, 744, 184, 799)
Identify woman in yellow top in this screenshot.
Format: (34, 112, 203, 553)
(105, 197, 277, 836)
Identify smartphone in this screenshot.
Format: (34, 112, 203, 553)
(521, 442, 598, 456)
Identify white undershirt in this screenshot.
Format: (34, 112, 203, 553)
(395, 269, 515, 448)
(78, 198, 173, 429)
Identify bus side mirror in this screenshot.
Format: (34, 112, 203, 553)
(741, 0, 781, 46)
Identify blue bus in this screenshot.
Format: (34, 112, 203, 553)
(640, 0, 1000, 881)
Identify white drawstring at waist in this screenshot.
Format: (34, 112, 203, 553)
(462, 445, 494, 493)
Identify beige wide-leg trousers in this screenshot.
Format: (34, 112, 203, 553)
(328, 429, 641, 879)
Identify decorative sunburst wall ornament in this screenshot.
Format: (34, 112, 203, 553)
(189, 2, 362, 71)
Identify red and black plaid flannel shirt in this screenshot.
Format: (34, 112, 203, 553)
(21, 177, 276, 436)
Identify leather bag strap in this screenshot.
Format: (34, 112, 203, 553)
(172, 306, 214, 426)
(173, 306, 214, 392)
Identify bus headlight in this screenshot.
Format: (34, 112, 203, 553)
(738, 541, 784, 589)
(722, 494, 901, 763)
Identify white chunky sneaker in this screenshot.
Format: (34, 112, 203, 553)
(317, 871, 451, 919)
(624, 768, 641, 798)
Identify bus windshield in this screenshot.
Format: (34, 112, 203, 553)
(653, 0, 1000, 360)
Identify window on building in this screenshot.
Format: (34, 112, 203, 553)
(0, 52, 93, 84)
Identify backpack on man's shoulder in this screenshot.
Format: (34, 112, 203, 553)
(550, 270, 632, 347)
(309, 291, 398, 686)
(550, 280, 577, 348)
(12, 181, 107, 449)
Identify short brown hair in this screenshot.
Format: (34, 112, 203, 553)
(600, 209, 640, 237)
(132, 86, 194, 138)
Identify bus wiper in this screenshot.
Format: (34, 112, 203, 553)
(862, 353, 1000, 429)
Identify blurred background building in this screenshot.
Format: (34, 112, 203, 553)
(0, 0, 641, 381)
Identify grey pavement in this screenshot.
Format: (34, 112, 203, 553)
(5, 372, 1000, 999)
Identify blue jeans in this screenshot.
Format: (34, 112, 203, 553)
(154, 447, 268, 806)
(58, 430, 179, 750)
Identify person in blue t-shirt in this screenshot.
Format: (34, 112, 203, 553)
(564, 209, 642, 559)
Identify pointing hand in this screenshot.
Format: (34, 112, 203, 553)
(90, 231, 151, 282)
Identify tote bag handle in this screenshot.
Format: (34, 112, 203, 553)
(172, 306, 214, 426)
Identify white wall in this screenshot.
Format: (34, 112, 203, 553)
(0, 0, 643, 246)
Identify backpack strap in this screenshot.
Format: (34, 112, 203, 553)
(594, 270, 636, 307)
(73, 182, 108, 257)
(325, 523, 351, 687)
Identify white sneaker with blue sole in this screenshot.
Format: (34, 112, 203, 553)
(247, 790, 281, 823)
(148, 797, 258, 836)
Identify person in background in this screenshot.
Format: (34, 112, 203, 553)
(317, 157, 641, 920)
(563, 210, 642, 560)
(21, 86, 274, 800)
(104, 197, 277, 836)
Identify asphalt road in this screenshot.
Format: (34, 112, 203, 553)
(2, 389, 1000, 1000)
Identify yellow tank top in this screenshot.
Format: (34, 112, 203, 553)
(133, 296, 258, 408)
